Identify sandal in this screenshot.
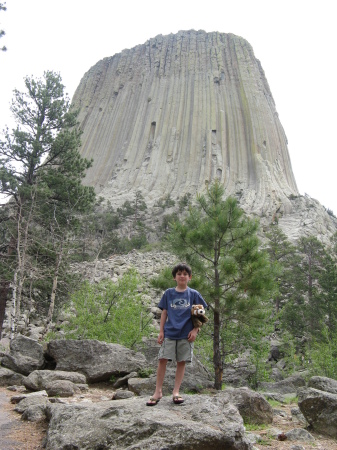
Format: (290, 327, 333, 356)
(146, 397, 161, 406)
(173, 395, 184, 404)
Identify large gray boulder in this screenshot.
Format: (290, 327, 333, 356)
(258, 375, 305, 394)
(218, 388, 273, 424)
(298, 387, 337, 438)
(1, 335, 45, 375)
(308, 376, 337, 394)
(0, 367, 25, 386)
(46, 339, 146, 382)
(15, 395, 51, 422)
(45, 395, 252, 450)
(45, 380, 81, 398)
(24, 369, 87, 391)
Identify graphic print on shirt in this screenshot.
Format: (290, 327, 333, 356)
(170, 295, 190, 309)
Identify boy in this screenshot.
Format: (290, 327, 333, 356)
(146, 262, 207, 406)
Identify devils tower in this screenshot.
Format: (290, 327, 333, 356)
(73, 30, 299, 216)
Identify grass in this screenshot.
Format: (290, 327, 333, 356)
(244, 423, 268, 432)
(267, 395, 298, 407)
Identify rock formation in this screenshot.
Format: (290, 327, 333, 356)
(73, 30, 299, 216)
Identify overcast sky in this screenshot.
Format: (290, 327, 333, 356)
(1, 0, 336, 213)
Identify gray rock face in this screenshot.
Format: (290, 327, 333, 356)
(308, 375, 337, 394)
(45, 395, 252, 450)
(45, 380, 80, 397)
(46, 339, 146, 382)
(15, 395, 50, 422)
(24, 369, 87, 391)
(258, 375, 305, 394)
(218, 388, 273, 425)
(285, 428, 314, 441)
(297, 387, 337, 438)
(73, 29, 298, 217)
(1, 335, 45, 375)
(0, 367, 25, 386)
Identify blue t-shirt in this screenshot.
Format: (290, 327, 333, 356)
(158, 287, 207, 339)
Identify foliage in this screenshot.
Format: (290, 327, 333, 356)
(154, 194, 175, 209)
(178, 193, 192, 211)
(137, 367, 154, 378)
(0, 71, 95, 336)
(248, 333, 272, 389)
(165, 180, 276, 389)
(306, 325, 337, 380)
(279, 236, 326, 338)
(264, 225, 297, 314)
(61, 270, 155, 349)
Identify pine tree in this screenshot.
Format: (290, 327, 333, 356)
(264, 225, 297, 314)
(167, 180, 275, 389)
(280, 236, 325, 339)
(0, 71, 95, 336)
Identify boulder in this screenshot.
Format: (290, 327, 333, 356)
(218, 388, 273, 424)
(258, 375, 305, 394)
(45, 395, 252, 450)
(113, 390, 135, 400)
(24, 369, 87, 391)
(308, 376, 337, 394)
(298, 387, 337, 438)
(285, 428, 314, 441)
(1, 335, 45, 375)
(10, 390, 48, 404)
(15, 395, 50, 421)
(15, 395, 50, 413)
(22, 403, 49, 422)
(46, 339, 146, 382)
(112, 371, 137, 389)
(291, 407, 309, 427)
(0, 367, 25, 386)
(45, 380, 80, 397)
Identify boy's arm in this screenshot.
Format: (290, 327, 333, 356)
(158, 309, 167, 344)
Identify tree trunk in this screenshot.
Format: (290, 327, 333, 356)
(213, 304, 223, 389)
(43, 238, 64, 336)
(10, 270, 17, 340)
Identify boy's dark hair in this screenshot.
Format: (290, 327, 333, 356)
(172, 263, 192, 277)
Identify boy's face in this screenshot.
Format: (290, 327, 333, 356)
(174, 269, 192, 288)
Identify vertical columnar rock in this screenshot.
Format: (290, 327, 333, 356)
(73, 30, 298, 213)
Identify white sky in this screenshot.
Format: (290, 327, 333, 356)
(1, 0, 336, 213)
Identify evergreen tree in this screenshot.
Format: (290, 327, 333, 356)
(0, 71, 95, 336)
(280, 236, 325, 338)
(319, 234, 337, 335)
(264, 225, 297, 314)
(167, 180, 275, 389)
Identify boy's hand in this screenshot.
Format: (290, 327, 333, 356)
(188, 328, 199, 342)
(158, 331, 164, 345)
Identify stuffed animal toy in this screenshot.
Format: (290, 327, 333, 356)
(191, 304, 208, 329)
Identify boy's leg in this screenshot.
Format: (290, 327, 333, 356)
(172, 360, 186, 398)
(147, 358, 167, 405)
(172, 339, 193, 402)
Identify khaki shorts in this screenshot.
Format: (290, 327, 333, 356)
(158, 338, 194, 362)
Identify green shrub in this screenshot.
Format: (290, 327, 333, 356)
(60, 269, 155, 349)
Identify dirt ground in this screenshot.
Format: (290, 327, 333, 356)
(0, 388, 46, 450)
(1, 385, 337, 450)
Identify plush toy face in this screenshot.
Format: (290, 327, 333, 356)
(191, 304, 206, 317)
